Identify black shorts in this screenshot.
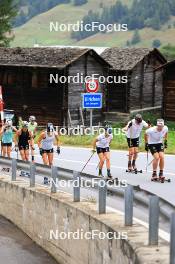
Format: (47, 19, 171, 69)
(148, 143, 164, 155)
(96, 147, 110, 154)
(18, 145, 29, 151)
(1, 142, 12, 147)
(42, 148, 54, 154)
(127, 137, 139, 148)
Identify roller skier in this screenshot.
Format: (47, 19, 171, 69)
(37, 123, 60, 184)
(0, 120, 17, 172)
(145, 119, 169, 182)
(123, 114, 150, 173)
(92, 126, 113, 179)
(14, 121, 34, 162)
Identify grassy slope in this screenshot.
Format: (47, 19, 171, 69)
(12, 0, 133, 47)
(12, 0, 175, 48)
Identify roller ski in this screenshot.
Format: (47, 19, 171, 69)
(20, 170, 30, 178)
(151, 171, 171, 183)
(44, 177, 50, 185)
(126, 161, 142, 174)
(98, 168, 104, 177)
(105, 169, 119, 185)
(1, 167, 10, 173)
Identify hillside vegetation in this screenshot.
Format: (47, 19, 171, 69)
(12, 0, 175, 59)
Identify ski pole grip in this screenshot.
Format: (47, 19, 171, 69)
(11, 158, 17, 181)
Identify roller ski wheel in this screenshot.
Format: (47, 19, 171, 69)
(44, 177, 50, 185)
(151, 177, 158, 182)
(2, 167, 10, 172)
(20, 170, 30, 178)
(126, 168, 142, 174)
(158, 176, 171, 183)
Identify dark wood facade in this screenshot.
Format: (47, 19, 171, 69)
(0, 48, 109, 126)
(158, 60, 175, 121)
(101, 48, 167, 113)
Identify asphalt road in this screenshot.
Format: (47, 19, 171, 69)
(0, 215, 58, 264)
(9, 145, 175, 205)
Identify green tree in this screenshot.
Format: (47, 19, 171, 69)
(131, 29, 141, 45)
(73, 0, 87, 6)
(152, 39, 161, 48)
(0, 0, 17, 47)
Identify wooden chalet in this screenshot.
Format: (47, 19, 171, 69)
(156, 60, 175, 121)
(0, 47, 109, 126)
(101, 48, 167, 121)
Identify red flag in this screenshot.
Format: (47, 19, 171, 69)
(0, 85, 4, 122)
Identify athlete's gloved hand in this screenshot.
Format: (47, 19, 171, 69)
(91, 149, 96, 154)
(164, 139, 168, 149)
(39, 148, 43, 156)
(57, 146, 60, 155)
(145, 143, 149, 152)
(128, 122, 132, 128)
(15, 145, 18, 152)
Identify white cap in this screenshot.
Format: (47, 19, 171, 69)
(157, 119, 164, 127)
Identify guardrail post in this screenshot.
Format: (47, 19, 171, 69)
(30, 162, 36, 187)
(98, 180, 107, 214)
(11, 158, 17, 181)
(125, 185, 134, 226)
(73, 171, 80, 202)
(51, 166, 57, 193)
(170, 213, 175, 264)
(149, 195, 159, 245)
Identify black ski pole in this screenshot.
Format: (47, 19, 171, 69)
(81, 152, 95, 173)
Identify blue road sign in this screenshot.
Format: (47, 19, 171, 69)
(82, 93, 102, 109)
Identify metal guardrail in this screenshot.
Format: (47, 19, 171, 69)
(0, 156, 175, 263)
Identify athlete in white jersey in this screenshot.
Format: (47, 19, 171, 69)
(92, 126, 113, 178)
(145, 119, 168, 181)
(37, 123, 60, 166)
(123, 114, 149, 171)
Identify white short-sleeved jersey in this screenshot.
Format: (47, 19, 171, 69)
(96, 133, 113, 148)
(146, 126, 168, 144)
(126, 119, 148, 139)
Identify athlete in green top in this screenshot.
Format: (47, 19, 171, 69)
(28, 116, 38, 162)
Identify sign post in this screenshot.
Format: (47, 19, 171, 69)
(83, 79, 101, 128)
(82, 93, 102, 128)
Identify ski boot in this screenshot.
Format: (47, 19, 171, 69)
(126, 161, 132, 173)
(159, 170, 165, 183)
(98, 168, 104, 177)
(151, 171, 158, 182)
(132, 160, 142, 174)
